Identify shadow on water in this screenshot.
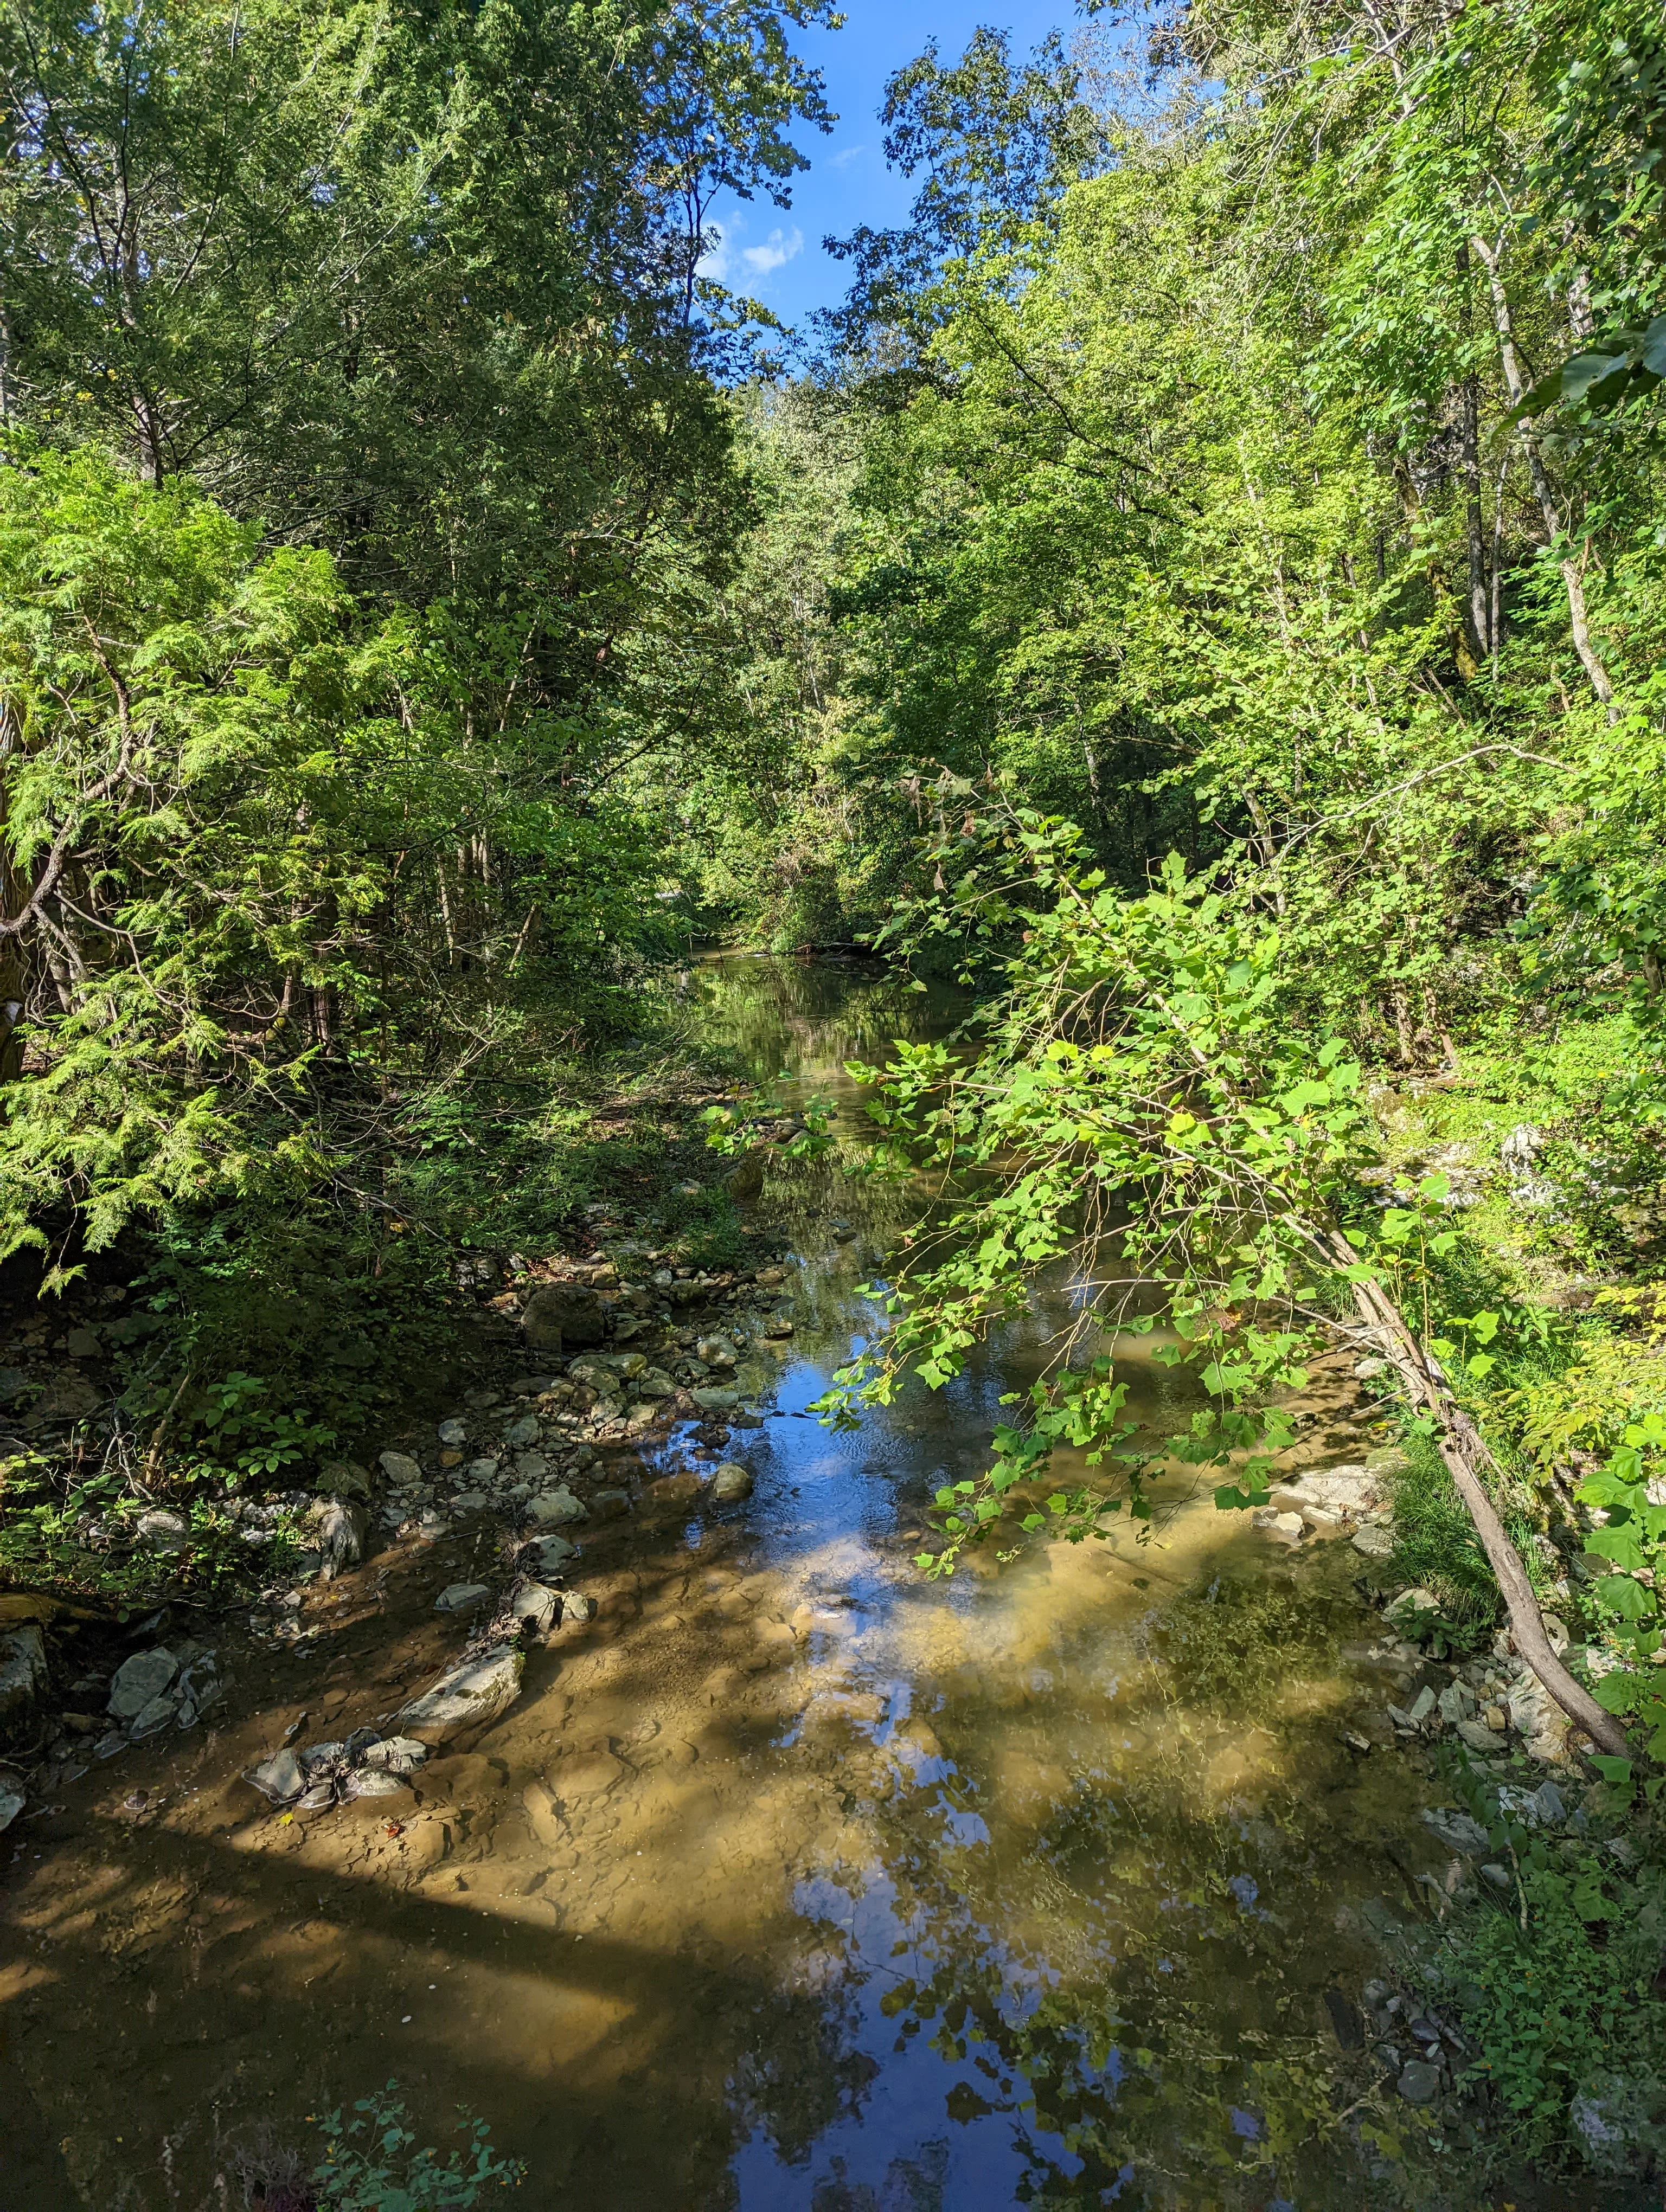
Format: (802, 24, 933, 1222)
(1, 957, 1630, 2210)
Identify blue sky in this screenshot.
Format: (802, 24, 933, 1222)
(700, 2, 1087, 333)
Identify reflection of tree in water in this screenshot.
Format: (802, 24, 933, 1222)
(693, 957, 966, 1090)
(763, 1573, 1434, 2210)
(728, 1962, 881, 2171)
(811, 2141, 950, 2212)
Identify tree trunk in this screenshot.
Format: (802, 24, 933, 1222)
(1469, 235, 1614, 707)
(1325, 1225, 1629, 1757)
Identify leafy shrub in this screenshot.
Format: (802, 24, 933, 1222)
(1439, 1843, 1666, 2174)
(310, 2086, 523, 2209)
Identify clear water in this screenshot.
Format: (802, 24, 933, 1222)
(5, 957, 1475, 2210)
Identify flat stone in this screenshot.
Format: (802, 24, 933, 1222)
(1456, 1718, 1503, 1754)
(1365, 1446, 1413, 1478)
(396, 1643, 524, 1745)
(634, 1368, 677, 1399)
(463, 1458, 499, 1484)
(515, 1451, 550, 1483)
(1421, 1806, 1490, 1855)
(130, 1692, 180, 1738)
(379, 1451, 424, 1486)
(1406, 1685, 1436, 1724)
(1257, 1510, 1304, 1547)
(448, 1491, 489, 1514)
(1397, 2059, 1442, 2105)
(437, 1418, 468, 1446)
(66, 1327, 102, 1360)
(548, 1749, 625, 1801)
(690, 1386, 739, 1412)
(503, 1413, 541, 1449)
(245, 1748, 304, 1803)
(710, 1462, 754, 1503)
(108, 1648, 178, 1720)
(1351, 1525, 1395, 1560)
(643, 1470, 701, 1510)
(525, 1487, 587, 1527)
(0, 1787, 24, 1832)
(434, 1581, 492, 1613)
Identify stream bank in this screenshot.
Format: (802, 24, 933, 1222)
(0, 956, 1654, 2210)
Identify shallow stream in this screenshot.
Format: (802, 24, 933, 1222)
(4, 957, 1511, 2209)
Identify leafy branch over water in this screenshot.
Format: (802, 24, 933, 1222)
(816, 796, 1633, 1754)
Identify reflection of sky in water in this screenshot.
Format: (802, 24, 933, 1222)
(678, 957, 1438, 2211)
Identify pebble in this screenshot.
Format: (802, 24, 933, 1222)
(379, 1451, 424, 1486)
(1351, 1526, 1395, 1560)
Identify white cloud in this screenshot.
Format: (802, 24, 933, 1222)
(696, 224, 732, 281)
(740, 226, 803, 276)
(826, 144, 868, 170)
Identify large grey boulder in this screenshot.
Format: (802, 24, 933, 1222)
(395, 1643, 524, 1744)
(309, 1495, 369, 1578)
(108, 1647, 178, 1720)
(0, 1626, 49, 1744)
(522, 1281, 606, 1352)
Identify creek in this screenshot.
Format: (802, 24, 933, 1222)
(4, 956, 1512, 2209)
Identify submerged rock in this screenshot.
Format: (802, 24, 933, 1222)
(525, 1486, 587, 1527)
(710, 1461, 754, 1503)
(396, 1643, 524, 1744)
